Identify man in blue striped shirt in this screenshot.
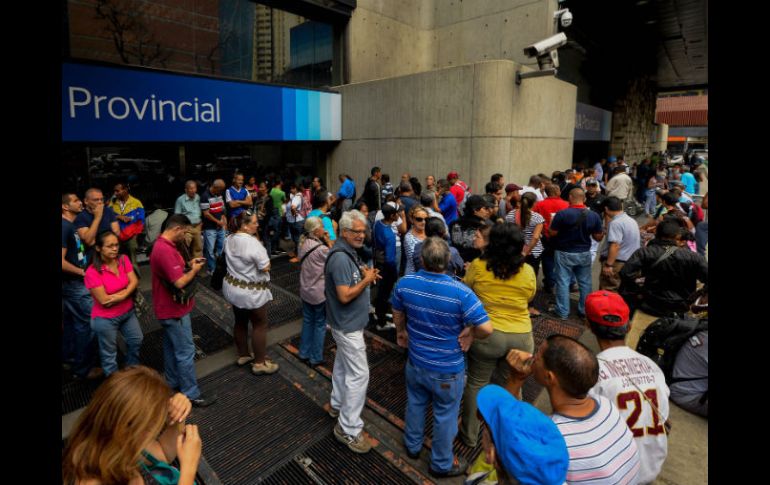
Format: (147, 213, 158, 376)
(391, 237, 493, 478)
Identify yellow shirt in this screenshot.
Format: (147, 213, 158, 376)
(463, 258, 536, 333)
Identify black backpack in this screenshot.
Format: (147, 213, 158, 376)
(636, 317, 708, 384)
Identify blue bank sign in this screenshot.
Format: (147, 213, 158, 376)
(62, 62, 341, 142)
(574, 103, 612, 142)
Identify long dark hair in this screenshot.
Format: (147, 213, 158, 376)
(519, 192, 537, 229)
(90, 231, 120, 273)
(481, 222, 526, 280)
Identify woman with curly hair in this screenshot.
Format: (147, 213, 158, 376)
(62, 365, 201, 485)
(458, 223, 537, 449)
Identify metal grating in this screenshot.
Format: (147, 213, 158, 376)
(192, 366, 333, 485)
(62, 312, 233, 415)
(281, 332, 485, 463)
(261, 433, 416, 485)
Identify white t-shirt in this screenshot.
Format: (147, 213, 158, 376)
(519, 185, 544, 202)
(589, 346, 670, 484)
(222, 233, 273, 309)
(285, 193, 304, 223)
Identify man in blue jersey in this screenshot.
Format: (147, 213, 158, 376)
(391, 237, 493, 478)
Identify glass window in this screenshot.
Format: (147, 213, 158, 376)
(67, 0, 337, 88)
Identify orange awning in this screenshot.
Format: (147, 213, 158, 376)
(656, 95, 708, 126)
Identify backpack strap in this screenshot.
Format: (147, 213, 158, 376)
(300, 241, 324, 266)
(651, 245, 678, 269)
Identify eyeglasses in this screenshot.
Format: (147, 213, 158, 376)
(413, 217, 426, 222)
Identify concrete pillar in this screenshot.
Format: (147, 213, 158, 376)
(652, 123, 668, 153)
(610, 77, 657, 162)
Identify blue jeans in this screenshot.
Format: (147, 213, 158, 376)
(268, 214, 282, 252)
(554, 250, 593, 318)
(203, 228, 225, 272)
(159, 314, 200, 399)
(62, 279, 97, 377)
(644, 188, 658, 216)
(404, 359, 464, 473)
(290, 220, 304, 248)
(299, 301, 326, 364)
(91, 310, 144, 376)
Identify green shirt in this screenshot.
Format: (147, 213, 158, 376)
(174, 193, 201, 224)
(270, 187, 286, 217)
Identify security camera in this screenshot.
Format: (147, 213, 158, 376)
(554, 8, 573, 28)
(523, 32, 567, 69)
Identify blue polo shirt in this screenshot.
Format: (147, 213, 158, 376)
(74, 207, 117, 236)
(391, 270, 489, 373)
(550, 205, 603, 253)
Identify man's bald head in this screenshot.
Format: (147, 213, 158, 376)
(568, 187, 586, 204)
(213, 179, 225, 188)
(542, 335, 598, 398)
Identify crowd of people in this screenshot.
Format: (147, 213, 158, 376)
(62, 153, 708, 484)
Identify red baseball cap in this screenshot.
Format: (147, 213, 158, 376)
(585, 291, 629, 327)
(447, 171, 459, 181)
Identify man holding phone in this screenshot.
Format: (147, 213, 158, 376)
(151, 214, 216, 408)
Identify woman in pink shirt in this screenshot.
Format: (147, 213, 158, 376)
(85, 231, 143, 376)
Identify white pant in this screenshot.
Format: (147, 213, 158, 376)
(330, 328, 370, 436)
(590, 238, 600, 262)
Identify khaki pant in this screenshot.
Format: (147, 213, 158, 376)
(599, 260, 625, 292)
(625, 308, 659, 350)
(185, 223, 203, 259)
(459, 329, 534, 447)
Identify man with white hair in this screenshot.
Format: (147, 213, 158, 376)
(326, 210, 382, 454)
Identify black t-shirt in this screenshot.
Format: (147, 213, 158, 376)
(62, 219, 88, 281)
(586, 193, 607, 215)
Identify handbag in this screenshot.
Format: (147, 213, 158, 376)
(133, 290, 151, 319)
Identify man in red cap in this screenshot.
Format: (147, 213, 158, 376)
(446, 171, 468, 209)
(584, 290, 669, 485)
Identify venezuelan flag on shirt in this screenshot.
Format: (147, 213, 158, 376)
(111, 195, 145, 241)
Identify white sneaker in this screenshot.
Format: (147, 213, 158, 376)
(377, 322, 396, 331)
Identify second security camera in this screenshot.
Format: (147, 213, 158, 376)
(522, 32, 567, 69)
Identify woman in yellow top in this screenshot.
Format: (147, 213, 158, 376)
(458, 222, 536, 448)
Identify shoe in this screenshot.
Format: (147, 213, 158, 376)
(191, 393, 217, 408)
(334, 423, 372, 454)
(546, 305, 569, 321)
(576, 312, 586, 319)
(404, 445, 421, 460)
(429, 455, 468, 478)
(236, 353, 255, 366)
(328, 405, 340, 418)
(251, 359, 280, 375)
(376, 322, 396, 331)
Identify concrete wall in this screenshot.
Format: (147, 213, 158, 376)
(328, 60, 576, 194)
(347, 0, 555, 83)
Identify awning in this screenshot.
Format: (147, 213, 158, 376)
(655, 95, 708, 126)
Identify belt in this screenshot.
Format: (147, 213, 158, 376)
(224, 273, 269, 290)
(599, 257, 626, 263)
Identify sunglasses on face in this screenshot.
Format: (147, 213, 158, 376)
(413, 217, 426, 222)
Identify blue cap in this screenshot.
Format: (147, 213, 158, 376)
(608, 156, 617, 163)
(477, 385, 569, 485)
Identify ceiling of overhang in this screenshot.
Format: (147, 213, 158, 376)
(562, 0, 707, 91)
